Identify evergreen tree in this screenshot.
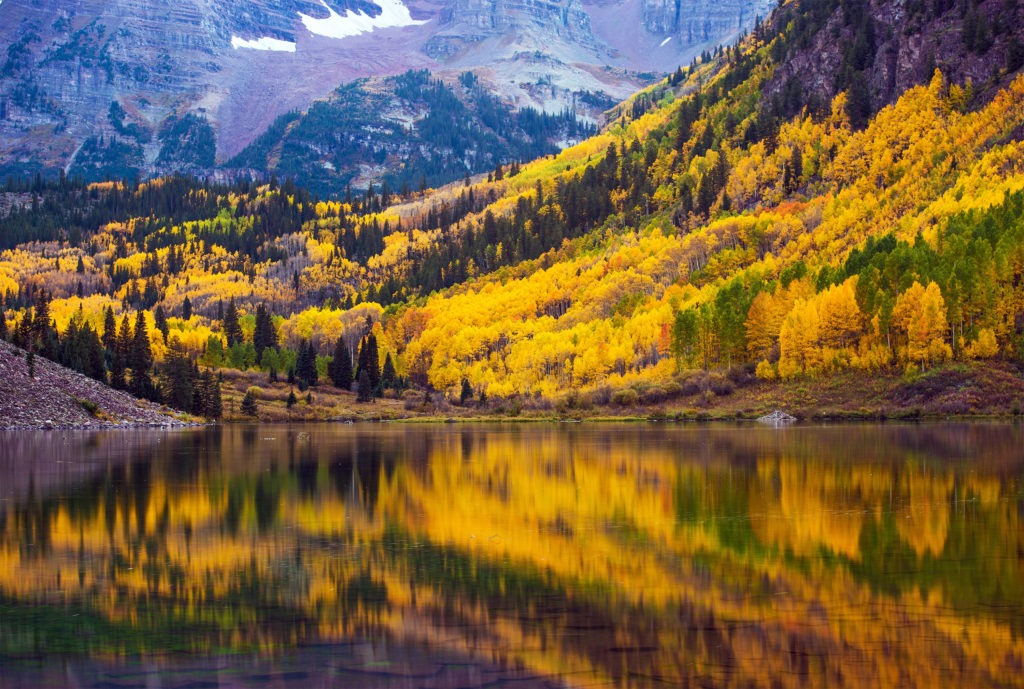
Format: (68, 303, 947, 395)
(207, 373, 223, 419)
(182, 295, 192, 320)
(287, 390, 297, 408)
(240, 390, 258, 417)
(252, 304, 277, 361)
(162, 337, 193, 411)
(129, 310, 153, 398)
(26, 349, 35, 378)
(31, 289, 50, 346)
(222, 297, 242, 347)
(356, 369, 374, 402)
(101, 306, 116, 351)
(357, 334, 380, 389)
(117, 314, 133, 358)
(0, 310, 7, 341)
(331, 337, 353, 389)
(83, 324, 106, 382)
(460, 378, 473, 405)
(380, 352, 396, 390)
(296, 339, 318, 386)
(154, 305, 169, 342)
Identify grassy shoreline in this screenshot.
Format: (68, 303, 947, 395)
(215, 361, 1024, 425)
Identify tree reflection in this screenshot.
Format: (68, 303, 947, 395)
(0, 423, 1023, 688)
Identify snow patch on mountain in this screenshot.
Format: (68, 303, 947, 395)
(231, 35, 297, 51)
(298, 0, 428, 40)
(659, 36, 672, 46)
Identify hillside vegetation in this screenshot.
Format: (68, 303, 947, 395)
(1, 0, 1023, 420)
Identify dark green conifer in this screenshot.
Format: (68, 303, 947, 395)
(331, 337, 353, 389)
(222, 297, 242, 347)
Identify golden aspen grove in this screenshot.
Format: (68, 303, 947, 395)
(2, 0, 1024, 419)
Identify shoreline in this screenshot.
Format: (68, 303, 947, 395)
(3, 409, 1021, 431)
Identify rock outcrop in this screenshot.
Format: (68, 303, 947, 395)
(0, 339, 191, 430)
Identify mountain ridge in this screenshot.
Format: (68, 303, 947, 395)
(0, 0, 773, 187)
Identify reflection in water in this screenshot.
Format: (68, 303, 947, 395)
(1, 423, 1024, 688)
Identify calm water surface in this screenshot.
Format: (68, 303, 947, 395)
(1, 422, 1024, 688)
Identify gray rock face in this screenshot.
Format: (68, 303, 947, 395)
(0, 0, 771, 183)
(642, 0, 770, 43)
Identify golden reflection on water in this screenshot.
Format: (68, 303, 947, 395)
(1, 423, 1024, 688)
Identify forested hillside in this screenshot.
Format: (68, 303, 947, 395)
(226, 70, 597, 197)
(1, 0, 1023, 419)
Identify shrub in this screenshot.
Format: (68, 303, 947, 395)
(640, 385, 667, 405)
(755, 360, 776, 380)
(555, 390, 582, 413)
(663, 381, 683, 398)
(76, 398, 99, 416)
(586, 385, 613, 406)
(678, 371, 706, 396)
(611, 388, 640, 407)
(707, 372, 734, 396)
(727, 365, 756, 388)
(246, 386, 264, 399)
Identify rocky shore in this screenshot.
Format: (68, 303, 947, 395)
(0, 339, 198, 430)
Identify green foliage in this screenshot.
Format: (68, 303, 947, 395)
(240, 390, 258, 417)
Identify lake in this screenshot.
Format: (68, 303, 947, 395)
(1, 422, 1023, 688)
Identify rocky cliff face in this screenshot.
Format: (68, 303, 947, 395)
(760, 0, 1024, 125)
(0, 0, 771, 187)
(643, 0, 769, 43)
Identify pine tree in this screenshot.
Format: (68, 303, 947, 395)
(460, 378, 473, 405)
(162, 337, 193, 412)
(129, 310, 153, 399)
(32, 289, 50, 346)
(331, 337, 353, 389)
(356, 369, 374, 402)
(358, 334, 380, 389)
(26, 349, 35, 378)
(154, 305, 169, 342)
(182, 295, 192, 320)
(208, 374, 223, 419)
(117, 314, 133, 358)
(83, 324, 106, 382)
(380, 352, 396, 390)
(296, 339, 318, 386)
(102, 306, 116, 351)
(240, 390, 258, 417)
(222, 297, 242, 347)
(287, 390, 297, 408)
(252, 304, 277, 361)
(0, 310, 7, 342)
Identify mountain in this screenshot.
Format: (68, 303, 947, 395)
(2, 0, 1022, 420)
(224, 69, 598, 195)
(0, 0, 772, 186)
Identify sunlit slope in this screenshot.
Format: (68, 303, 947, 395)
(388, 71, 1024, 395)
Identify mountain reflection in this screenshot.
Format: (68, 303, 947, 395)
(1, 423, 1023, 688)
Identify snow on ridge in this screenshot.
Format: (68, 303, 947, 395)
(231, 35, 297, 52)
(659, 36, 673, 47)
(299, 0, 428, 40)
